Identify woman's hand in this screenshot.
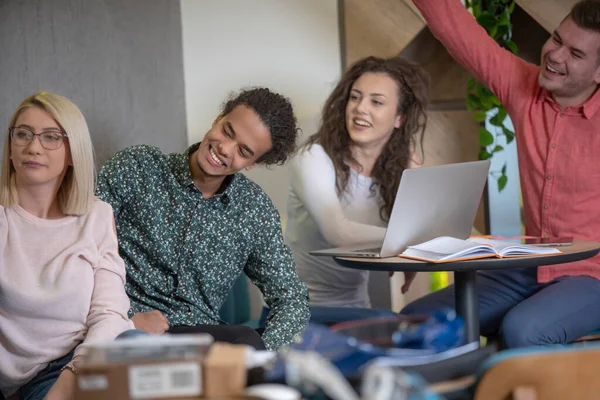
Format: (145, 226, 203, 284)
(44, 370, 76, 400)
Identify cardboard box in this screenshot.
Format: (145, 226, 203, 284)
(203, 343, 247, 398)
(75, 335, 247, 399)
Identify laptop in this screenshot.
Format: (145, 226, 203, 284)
(309, 160, 491, 258)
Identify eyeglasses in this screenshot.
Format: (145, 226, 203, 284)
(9, 127, 68, 150)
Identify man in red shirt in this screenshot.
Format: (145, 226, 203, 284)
(402, 0, 600, 347)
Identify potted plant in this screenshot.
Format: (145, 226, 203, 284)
(465, 0, 517, 191)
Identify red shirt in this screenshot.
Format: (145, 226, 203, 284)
(414, 0, 600, 282)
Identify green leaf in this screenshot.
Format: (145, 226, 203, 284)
(479, 127, 494, 146)
(497, 107, 508, 120)
(466, 93, 482, 110)
(498, 174, 508, 191)
(503, 127, 515, 144)
(474, 110, 488, 122)
(508, 1, 516, 14)
(498, 12, 510, 26)
(491, 96, 503, 107)
(475, 82, 493, 97)
(468, 77, 476, 91)
(489, 107, 507, 127)
(480, 95, 495, 109)
(502, 162, 507, 174)
(505, 39, 518, 54)
(493, 145, 504, 153)
(496, 25, 510, 39)
(489, 115, 503, 127)
(477, 12, 497, 31)
(479, 149, 493, 160)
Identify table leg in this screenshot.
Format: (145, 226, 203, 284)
(454, 270, 479, 345)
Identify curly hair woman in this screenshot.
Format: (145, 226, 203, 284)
(286, 55, 429, 316)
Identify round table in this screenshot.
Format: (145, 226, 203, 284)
(334, 240, 600, 344)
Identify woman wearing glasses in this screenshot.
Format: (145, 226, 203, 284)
(0, 92, 133, 400)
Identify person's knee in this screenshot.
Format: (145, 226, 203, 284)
(227, 325, 266, 350)
(500, 311, 556, 348)
(400, 290, 454, 316)
(116, 329, 148, 340)
(400, 300, 427, 315)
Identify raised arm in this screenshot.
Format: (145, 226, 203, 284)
(291, 146, 386, 248)
(244, 202, 310, 351)
(412, 0, 533, 106)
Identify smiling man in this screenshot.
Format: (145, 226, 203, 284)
(95, 88, 309, 350)
(401, 0, 600, 347)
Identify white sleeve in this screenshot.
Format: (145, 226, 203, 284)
(291, 146, 386, 247)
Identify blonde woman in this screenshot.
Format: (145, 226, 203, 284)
(0, 92, 133, 400)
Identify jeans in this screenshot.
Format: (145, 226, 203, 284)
(13, 350, 74, 400)
(116, 328, 149, 340)
(401, 267, 600, 348)
(8, 329, 142, 400)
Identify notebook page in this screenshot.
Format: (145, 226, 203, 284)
(403, 236, 496, 261)
(408, 236, 486, 253)
(468, 238, 561, 256)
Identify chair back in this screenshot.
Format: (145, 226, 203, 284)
(474, 343, 600, 400)
(219, 274, 251, 324)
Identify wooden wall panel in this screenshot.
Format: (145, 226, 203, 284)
(420, 112, 480, 167)
(402, 0, 426, 23)
(343, 0, 425, 66)
(400, 28, 472, 104)
(515, 0, 578, 33)
(511, 4, 550, 65)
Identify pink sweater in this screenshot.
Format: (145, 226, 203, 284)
(414, 0, 600, 282)
(0, 200, 133, 396)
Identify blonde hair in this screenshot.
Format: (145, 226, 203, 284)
(0, 92, 95, 215)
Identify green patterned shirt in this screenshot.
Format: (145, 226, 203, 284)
(95, 143, 309, 350)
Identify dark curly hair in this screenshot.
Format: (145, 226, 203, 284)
(221, 87, 299, 166)
(305, 56, 430, 221)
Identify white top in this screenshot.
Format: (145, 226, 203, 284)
(0, 200, 134, 397)
(285, 144, 387, 307)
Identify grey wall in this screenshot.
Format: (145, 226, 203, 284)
(0, 0, 187, 167)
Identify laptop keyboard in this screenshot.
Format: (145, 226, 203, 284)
(352, 247, 382, 253)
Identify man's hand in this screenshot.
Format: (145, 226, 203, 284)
(131, 310, 169, 335)
(402, 271, 417, 294)
(44, 370, 76, 400)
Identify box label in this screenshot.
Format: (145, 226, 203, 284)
(78, 375, 109, 391)
(128, 362, 202, 399)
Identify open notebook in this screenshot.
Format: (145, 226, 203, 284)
(398, 236, 562, 263)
